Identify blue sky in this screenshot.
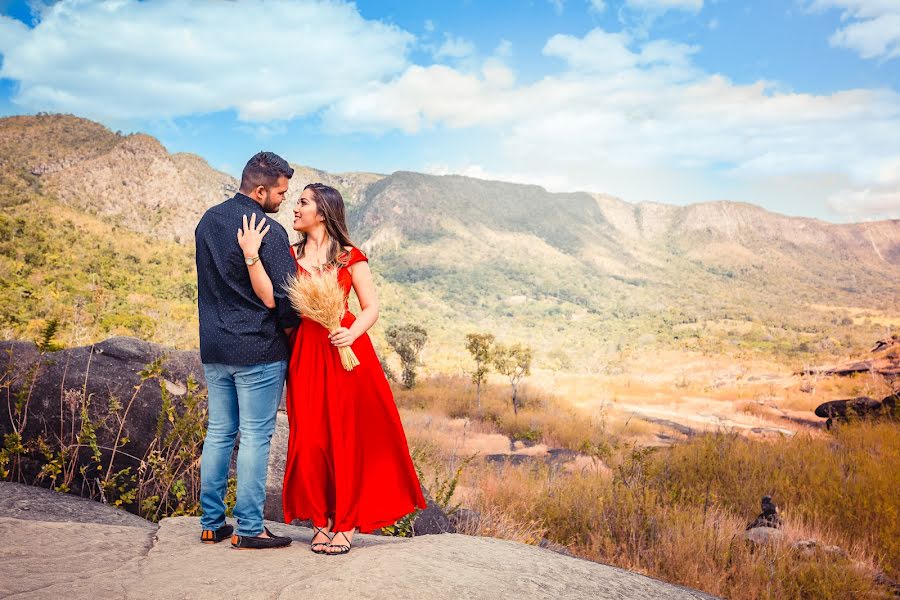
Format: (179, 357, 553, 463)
(1, 0, 899, 221)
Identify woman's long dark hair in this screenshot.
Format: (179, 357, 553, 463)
(294, 183, 356, 268)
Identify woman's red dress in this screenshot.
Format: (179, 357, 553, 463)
(281, 247, 426, 533)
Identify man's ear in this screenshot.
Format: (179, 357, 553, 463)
(253, 185, 266, 199)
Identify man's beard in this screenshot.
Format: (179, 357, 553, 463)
(261, 191, 280, 213)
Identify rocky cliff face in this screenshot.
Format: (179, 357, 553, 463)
(1, 115, 236, 241)
(267, 164, 385, 239)
(42, 133, 236, 243)
(7, 113, 897, 274)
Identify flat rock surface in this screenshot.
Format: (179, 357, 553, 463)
(0, 481, 156, 528)
(0, 483, 717, 600)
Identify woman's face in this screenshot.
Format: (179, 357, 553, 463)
(293, 189, 323, 232)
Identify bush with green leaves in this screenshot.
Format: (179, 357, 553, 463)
(492, 342, 533, 415)
(386, 324, 428, 389)
(465, 332, 495, 413)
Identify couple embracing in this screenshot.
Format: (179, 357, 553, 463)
(194, 152, 426, 555)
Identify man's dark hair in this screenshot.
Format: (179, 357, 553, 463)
(239, 151, 294, 192)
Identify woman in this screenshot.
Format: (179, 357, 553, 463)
(237, 182, 426, 555)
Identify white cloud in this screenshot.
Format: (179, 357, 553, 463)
(434, 34, 476, 60)
(425, 162, 573, 191)
(624, 0, 703, 13)
(589, 0, 607, 13)
(544, 29, 637, 73)
(827, 186, 900, 219)
(0, 15, 30, 52)
(809, 1, 900, 60)
(328, 26, 900, 218)
(323, 62, 517, 133)
(548, 0, 566, 16)
(0, 0, 413, 121)
(495, 39, 513, 58)
(424, 19, 435, 33)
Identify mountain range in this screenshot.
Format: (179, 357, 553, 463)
(1, 114, 898, 370)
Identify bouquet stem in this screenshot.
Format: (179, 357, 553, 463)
(338, 346, 360, 371)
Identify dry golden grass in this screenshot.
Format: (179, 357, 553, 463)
(735, 400, 775, 418)
(285, 269, 360, 370)
(400, 374, 899, 599)
(395, 375, 613, 452)
(438, 424, 898, 599)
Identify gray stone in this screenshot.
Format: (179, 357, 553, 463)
(742, 526, 785, 545)
(792, 539, 817, 556)
(0, 484, 719, 600)
(791, 539, 848, 559)
(0, 481, 155, 529)
(0, 481, 157, 599)
(412, 484, 455, 536)
(264, 411, 290, 523)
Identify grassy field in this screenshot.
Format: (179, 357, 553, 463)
(398, 374, 899, 599)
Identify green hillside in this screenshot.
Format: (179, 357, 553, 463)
(351, 171, 900, 369)
(1, 114, 898, 371)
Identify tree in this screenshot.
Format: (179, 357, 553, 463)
(465, 333, 495, 413)
(36, 318, 63, 352)
(491, 342, 532, 415)
(386, 324, 428, 389)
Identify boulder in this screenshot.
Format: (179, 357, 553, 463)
(814, 395, 898, 428)
(412, 484, 456, 536)
(264, 411, 290, 522)
(742, 527, 785, 545)
(800, 336, 900, 380)
(0, 337, 204, 484)
(791, 539, 847, 559)
(0, 481, 157, 599)
(0, 481, 156, 529)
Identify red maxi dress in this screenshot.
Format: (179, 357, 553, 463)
(282, 247, 426, 533)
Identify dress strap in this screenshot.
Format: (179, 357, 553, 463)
(343, 247, 368, 268)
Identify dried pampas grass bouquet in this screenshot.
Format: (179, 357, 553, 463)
(284, 269, 360, 371)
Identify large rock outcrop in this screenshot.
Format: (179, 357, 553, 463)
(0, 337, 204, 482)
(0, 482, 717, 600)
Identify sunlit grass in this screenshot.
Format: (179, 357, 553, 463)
(401, 374, 899, 599)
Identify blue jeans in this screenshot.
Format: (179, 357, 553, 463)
(200, 361, 287, 537)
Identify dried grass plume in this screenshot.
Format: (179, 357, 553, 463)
(284, 269, 360, 371)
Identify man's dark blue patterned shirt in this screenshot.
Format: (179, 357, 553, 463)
(195, 193, 300, 365)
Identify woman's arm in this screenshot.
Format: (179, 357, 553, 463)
(329, 260, 379, 348)
(237, 213, 275, 309)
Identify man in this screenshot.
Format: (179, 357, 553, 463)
(195, 151, 299, 549)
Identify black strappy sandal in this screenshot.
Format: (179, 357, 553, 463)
(310, 521, 333, 554)
(327, 531, 353, 555)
